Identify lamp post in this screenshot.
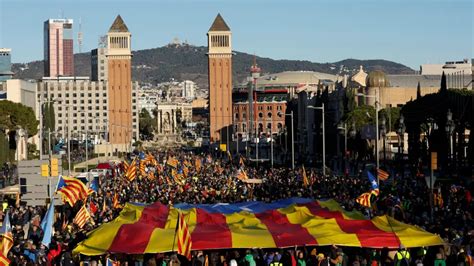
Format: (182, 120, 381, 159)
(356, 91, 380, 183)
(445, 109, 455, 166)
(38, 98, 58, 160)
(308, 104, 325, 176)
(338, 122, 347, 175)
(397, 114, 406, 177)
(380, 116, 387, 163)
(278, 111, 295, 169)
(267, 128, 274, 168)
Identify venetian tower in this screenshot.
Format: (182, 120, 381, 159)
(207, 14, 232, 144)
(106, 15, 132, 150)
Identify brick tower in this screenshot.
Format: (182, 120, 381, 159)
(207, 14, 232, 145)
(107, 15, 132, 150)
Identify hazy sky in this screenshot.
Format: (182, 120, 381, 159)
(0, 0, 472, 68)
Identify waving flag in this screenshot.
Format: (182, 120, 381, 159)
(377, 169, 390, 181)
(125, 160, 137, 181)
(302, 165, 309, 187)
(235, 168, 248, 181)
(176, 212, 192, 260)
(40, 199, 55, 247)
(74, 198, 444, 256)
(113, 193, 121, 209)
(195, 158, 202, 172)
(0, 211, 13, 257)
(73, 205, 92, 229)
(167, 157, 179, 168)
(56, 176, 89, 206)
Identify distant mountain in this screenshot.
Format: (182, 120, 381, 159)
(12, 44, 414, 89)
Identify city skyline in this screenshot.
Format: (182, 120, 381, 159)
(0, 0, 472, 69)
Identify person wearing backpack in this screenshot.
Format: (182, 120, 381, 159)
(393, 245, 410, 266)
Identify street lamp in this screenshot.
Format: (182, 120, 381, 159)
(278, 111, 294, 169)
(308, 104, 325, 176)
(267, 128, 274, 168)
(356, 91, 380, 183)
(380, 115, 387, 162)
(397, 115, 406, 158)
(445, 109, 455, 162)
(38, 98, 58, 160)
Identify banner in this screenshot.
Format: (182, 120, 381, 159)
(74, 198, 444, 255)
(242, 178, 263, 184)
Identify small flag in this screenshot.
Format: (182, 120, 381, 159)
(0, 212, 13, 257)
(195, 158, 202, 172)
(56, 176, 90, 206)
(90, 201, 98, 215)
(235, 169, 248, 181)
(0, 253, 10, 266)
(73, 205, 91, 229)
(239, 156, 245, 166)
(125, 159, 137, 181)
(113, 193, 120, 209)
(40, 198, 55, 247)
(90, 178, 99, 193)
(166, 157, 179, 168)
(302, 165, 309, 187)
(106, 258, 120, 266)
(377, 169, 390, 181)
(356, 192, 372, 208)
(176, 212, 192, 260)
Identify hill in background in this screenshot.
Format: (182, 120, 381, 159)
(12, 43, 414, 90)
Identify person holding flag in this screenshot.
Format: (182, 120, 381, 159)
(356, 171, 380, 208)
(0, 211, 13, 259)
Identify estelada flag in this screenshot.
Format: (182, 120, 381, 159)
(377, 169, 390, 181)
(166, 157, 179, 168)
(56, 176, 89, 207)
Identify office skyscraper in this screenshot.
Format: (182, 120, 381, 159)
(44, 19, 74, 77)
(0, 48, 13, 81)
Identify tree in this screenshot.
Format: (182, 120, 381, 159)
(139, 108, 156, 140)
(343, 105, 376, 130)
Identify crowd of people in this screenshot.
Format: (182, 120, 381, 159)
(0, 149, 472, 265)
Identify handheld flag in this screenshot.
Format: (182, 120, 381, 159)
(125, 159, 137, 181)
(90, 201, 98, 215)
(0, 212, 13, 257)
(176, 212, 192, 260)
(195, 158, 202, 172)
(40, 198, 55, 247)
(166, 157, 179, 168)
(356, 192, 372, 208)
(106, 258, 120, 266)
(302, 165, 309, 187)
(113, 193, 120, 209)
(73, 205, 92, 229)
(90, 178, 99, 193)
(56, 176, 90, 206)
(236, 168, 248, 181)
(377, 169, 390, 181)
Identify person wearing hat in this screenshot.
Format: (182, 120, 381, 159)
(394, 245, 411, 266)
(316, 253, 330, 266)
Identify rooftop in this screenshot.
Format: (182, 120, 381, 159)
(109, 15, 129, 33)
(256, 71, 337, 88)
(208, 14, 230, 32)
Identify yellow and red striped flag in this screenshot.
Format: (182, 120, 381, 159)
(236, 169, 248, 181)
(139, 161, 146, 177)
(125, 160, 137, 181)
(377, 169, 390, 181)
(147, 172, 156, 181)
(113, 193, 120, 209)
(0, 253, 10, 266)
(356, 192, 372, 208)
(195, 158, 201, 172)
(56, 176, 90, 207)
(73, 205, 92, 229)
(123, 160, 130, 172)
(167, 157, 179, 168)
(239, 156, 245, 166)
(176, 212, 192, 260)
(302, 165, 309, 187)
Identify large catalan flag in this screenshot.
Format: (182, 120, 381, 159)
(74, 198, 443, 256)
(56, 176, 89, 206)
(176, 212, 192, 260)
(0, 253, 10, 266)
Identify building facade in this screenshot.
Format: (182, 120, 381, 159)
(91, 47, 108, 82)
(207, 14, 232, 143)
(44, 19, 74, 77)
(37, 78, 139, 143)
(106, 15, 133, 150)
(182, 80, 195, 100)
(0, 48, 13, 81)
